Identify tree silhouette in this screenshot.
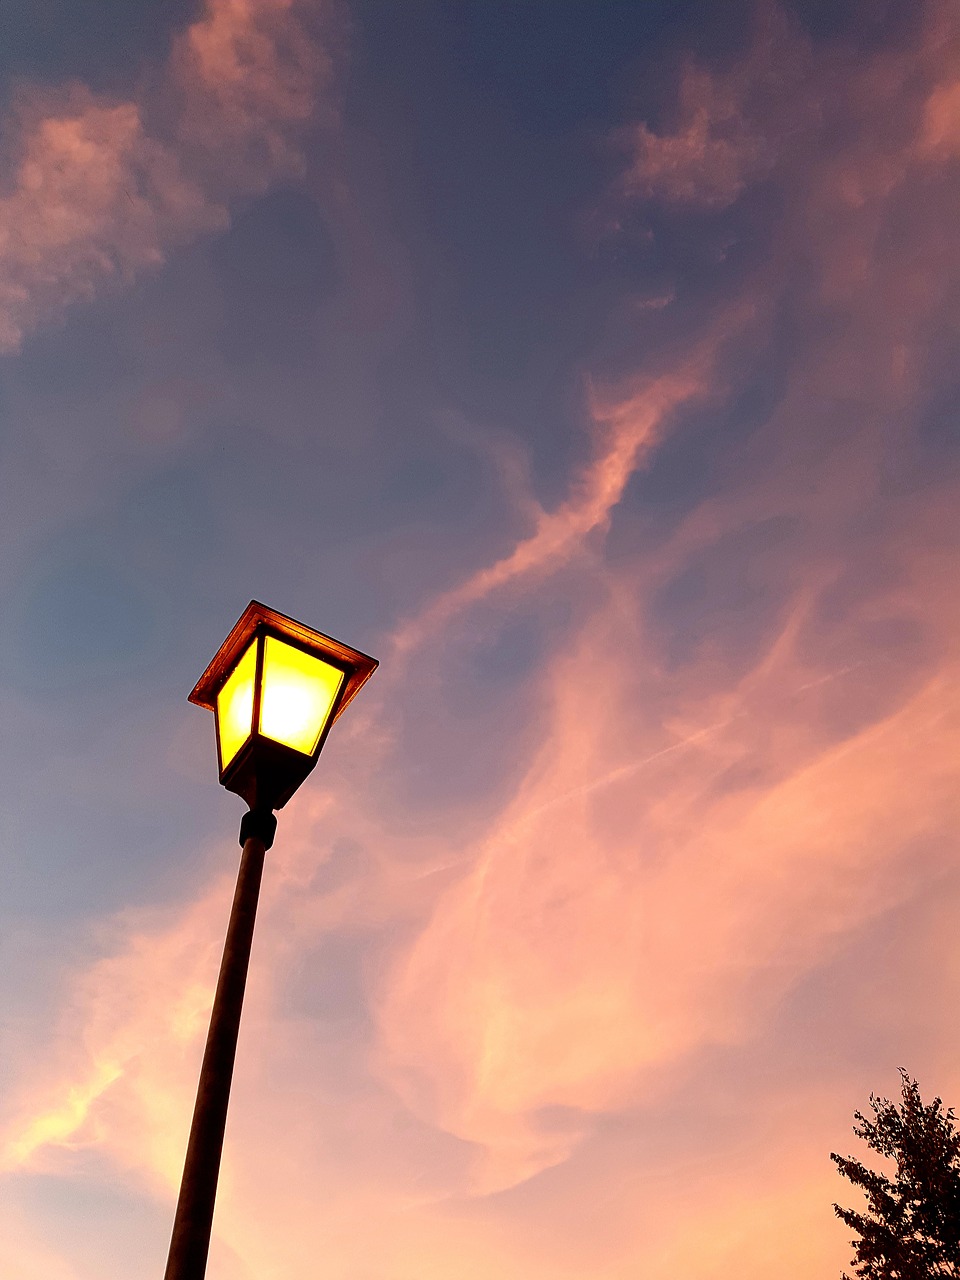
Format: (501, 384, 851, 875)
(832, 1070, 960, 1279)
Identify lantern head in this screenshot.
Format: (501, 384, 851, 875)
(189, 601, 378, 811)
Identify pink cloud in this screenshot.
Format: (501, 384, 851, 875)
(172, 0, 342, 186)
(612, 8, 810, 209)
(0, 0, 341, 353)
(0, 90, 220, 354)
(1, 865, 232, 1187)
(618, 62, 767, 208)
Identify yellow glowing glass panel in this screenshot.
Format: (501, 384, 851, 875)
(216, 639, 257, 768)
(259, 637, 344, 756)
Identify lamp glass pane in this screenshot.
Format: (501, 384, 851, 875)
(217, 639, 257, 768)
(259, 636, 344, 756)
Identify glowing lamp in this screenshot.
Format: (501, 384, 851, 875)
(165, 602, 378, 1280)
(188, 600, 377, 811)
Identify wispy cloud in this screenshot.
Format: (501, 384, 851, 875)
(0, 0, 341, 353)
(392, 359, 714, 656)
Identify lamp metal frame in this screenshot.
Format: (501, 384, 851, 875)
(188, 600, 378, 810)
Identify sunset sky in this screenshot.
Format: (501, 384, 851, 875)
(3, 0, 960, 1275)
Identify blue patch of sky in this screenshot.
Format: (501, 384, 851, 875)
(341, 0, 807, 525)
(9, 301, 142, 398)
(0, 0, 199, 97)
(1, 464, 219, 701)
(208, 188, 340, 366)
(650, 514, 801, 675)
(347, 0, 717, 508)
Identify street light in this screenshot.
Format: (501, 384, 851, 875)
(164, 601, 377, 1280)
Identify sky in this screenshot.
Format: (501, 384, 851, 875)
(1, 0, 960, 1275)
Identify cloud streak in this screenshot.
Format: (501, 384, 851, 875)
(392, 359, 714, 656)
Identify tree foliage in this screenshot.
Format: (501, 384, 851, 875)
(832, 1070, 960, 1279)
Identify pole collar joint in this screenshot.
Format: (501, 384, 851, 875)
(239, 808, 277, 850)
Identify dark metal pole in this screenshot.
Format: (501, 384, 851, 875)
(164, 810, 277, 1280)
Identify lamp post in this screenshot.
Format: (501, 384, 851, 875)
(164, 601, 377, 1280)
